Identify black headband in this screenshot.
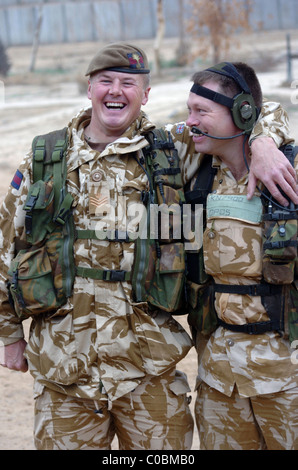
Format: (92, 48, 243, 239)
(209, 63, 261, 118)
(190, 83, 235, 109)
(206, 62, 252, 95)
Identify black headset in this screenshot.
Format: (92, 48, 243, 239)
(190, 62, 259, 134)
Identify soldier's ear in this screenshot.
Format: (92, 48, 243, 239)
(142, 87, 151, 106)
(87, 80, 92, 100)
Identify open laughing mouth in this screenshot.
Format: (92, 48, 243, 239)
(105, 102, 126, 110)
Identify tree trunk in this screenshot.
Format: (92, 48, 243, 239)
(29, 6, 43, 72)
(154, 0, 165, 77)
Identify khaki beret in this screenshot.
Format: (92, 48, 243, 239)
(85, 43, 150, 76)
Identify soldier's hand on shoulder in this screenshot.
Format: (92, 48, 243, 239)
(248, 137, 298, 206)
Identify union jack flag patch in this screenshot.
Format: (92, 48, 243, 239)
(11, 169, 23, 190)
(175, 123, 185, 134)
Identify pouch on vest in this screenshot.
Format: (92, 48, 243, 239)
(7, 128, 75, 318)
(132, 210, 185, 313)
(262, 145, 298, 285)
(132, 129, 186, 313)
(8, 244, 61, 317)
(187, 279, 218, 337)
(144, 128, 185, 243)
(284, 281, 298, 343)
(262, 214, 297, 284)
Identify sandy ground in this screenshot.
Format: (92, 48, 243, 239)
(0, 31, 298, 451)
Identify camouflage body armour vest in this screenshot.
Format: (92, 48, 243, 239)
(186, 146, 298, 344)
(7, 127, 186, 318)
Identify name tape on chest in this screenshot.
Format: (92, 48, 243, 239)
(207, 194, 263, 224)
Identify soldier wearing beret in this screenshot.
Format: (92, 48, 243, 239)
(0, 43, 296, 450)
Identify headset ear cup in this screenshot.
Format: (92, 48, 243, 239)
(231, 93, 257, 132)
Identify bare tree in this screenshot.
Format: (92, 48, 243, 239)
(0, 40, 11, 77)
(187, 0, 252, 64)
(176, 0, 188, 66)
(153, 0, 165, 77)
(29, 5, 43, 72)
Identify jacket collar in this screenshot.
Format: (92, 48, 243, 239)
(66, 108, 155, 172)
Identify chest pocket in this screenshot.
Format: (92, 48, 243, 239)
(203, 194, 263, 277)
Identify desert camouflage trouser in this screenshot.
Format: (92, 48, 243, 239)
(34, 369, 194, 450)
(196, 381, 298, 450)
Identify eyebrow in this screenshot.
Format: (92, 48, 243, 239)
(98, 72, 136, 82)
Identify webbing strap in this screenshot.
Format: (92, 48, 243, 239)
(215, 283, 283, 334)
(263, 239, 298, 250)
(184, 154, 217, 208)
(263, 210, 298, 221)
(33, 138, 46, 182)
(153, 168, 180, 177)
(51, 139, 67, 162)
(76, 229, 135, 242)
(52, 139, 68, 215)
(53, 192, 73, 225)
(214, 282, 281, 296)
(32, 136, 68, 217)
(217, 318, 282, 335)
(76, 266, 131, 282)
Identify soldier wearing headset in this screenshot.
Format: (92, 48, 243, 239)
(185, 62, 298, 450)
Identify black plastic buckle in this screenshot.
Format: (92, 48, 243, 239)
(24, 194, 38, 212)
(11, 270, 18, 288)
(103, 270, 126, 281)
(141, 190, 149, 205)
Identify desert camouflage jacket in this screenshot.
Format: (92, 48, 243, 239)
(0, 101, 292, 401)
(196, 148, 298, 398)
(0, 108, 194, 402)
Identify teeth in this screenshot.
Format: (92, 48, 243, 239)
(106, 102, 125, 109)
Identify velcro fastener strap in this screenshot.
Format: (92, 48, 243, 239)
(76, 266, 131, 282)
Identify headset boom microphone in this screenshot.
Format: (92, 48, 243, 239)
(191, 126, 246, 140)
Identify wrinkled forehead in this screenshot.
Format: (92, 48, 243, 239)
(90, 69, 150, 89)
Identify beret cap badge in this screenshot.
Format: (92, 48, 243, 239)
(127, 52, 144, 69)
